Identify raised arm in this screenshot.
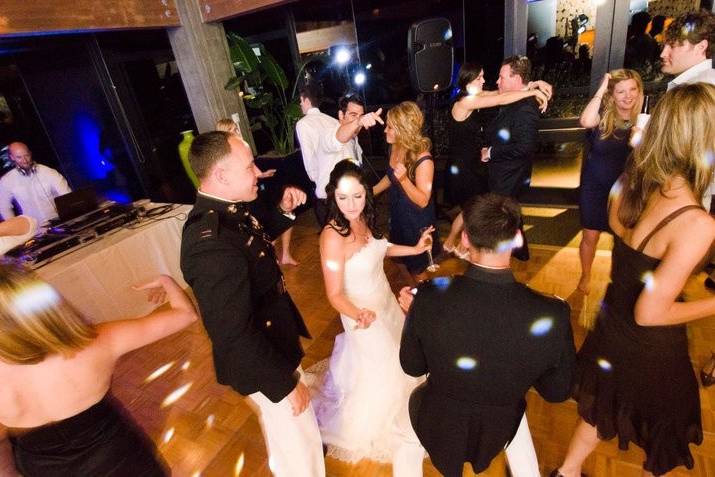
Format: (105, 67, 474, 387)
(580, 73, 610, 128)
(320, 227, 376, 329)
(335, 108, 383, 144)
(97, 275, 198, 358)
(458, 89, 548, 113)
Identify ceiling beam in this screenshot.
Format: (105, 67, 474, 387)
(199, 0, 294, 23)
(0, 0, 179, 37)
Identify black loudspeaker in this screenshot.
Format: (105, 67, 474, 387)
(408, 18, 454, 93)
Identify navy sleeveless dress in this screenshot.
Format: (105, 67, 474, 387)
(574, 205, 703, 475)
(579, 126, 632, 231)
(387, 155, 442, 274)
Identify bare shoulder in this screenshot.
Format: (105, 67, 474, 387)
(320, 223, 347, 250)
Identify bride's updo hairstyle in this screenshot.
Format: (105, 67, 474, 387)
(325, 160, 382, 239)
(0, 262, 97, 364)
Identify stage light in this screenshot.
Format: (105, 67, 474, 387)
(354, 72, 366, 86)
(334, 48, 351, 65)
(443, 28, 453, 41)
(366, 63, 372, 70)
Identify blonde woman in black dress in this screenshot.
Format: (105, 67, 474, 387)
(553, 83, 715, 477)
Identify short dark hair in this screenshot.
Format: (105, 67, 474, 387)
(502, 55, 532, 84)
(338, 94, 365, 113)
(189, 131, 231, 180)
(462, 193, 521, 252)
(298, 83, 322, 108)
(664, 10, 715, 59)
(456, 62, 483, 99)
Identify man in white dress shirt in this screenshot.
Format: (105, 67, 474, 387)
(295, 86, 381, 226)
(0, 142, 71, 226)
(660, 11, 715, 91)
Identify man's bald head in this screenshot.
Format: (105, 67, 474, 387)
(8, 142, 33, 171)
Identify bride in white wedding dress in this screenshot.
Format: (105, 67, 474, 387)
(308, 160, 431, 466)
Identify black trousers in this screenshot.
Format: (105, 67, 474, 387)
(313, 198, 328, 229)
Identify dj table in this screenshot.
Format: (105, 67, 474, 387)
(32, 204, 190, 323)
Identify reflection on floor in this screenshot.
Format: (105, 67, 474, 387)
(111, 210, 714, 477)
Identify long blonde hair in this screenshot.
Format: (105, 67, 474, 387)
(618, 83, 715, 227)
(386, 101, 432, 175)
(0, 263, 97, 364)
(599, 69, 644, 140)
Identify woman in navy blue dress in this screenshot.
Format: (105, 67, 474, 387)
(374, 101, 440, 283)
(577, 70, 643, 294)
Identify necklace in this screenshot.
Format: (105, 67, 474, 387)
(470, 261, 510, 270)
(617, 117, 633, 129)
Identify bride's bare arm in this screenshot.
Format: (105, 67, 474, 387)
(385, 226, 434, 257)
(320, 227, 374, 325)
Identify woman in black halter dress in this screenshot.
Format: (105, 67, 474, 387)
(552, 83, 715, 477)
(442, 63, 551, 255)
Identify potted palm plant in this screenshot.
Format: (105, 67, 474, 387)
(224, 32, 303, 156)
(224, 32, 312, 208)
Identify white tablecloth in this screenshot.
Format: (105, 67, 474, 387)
(36, 204, 190, 323)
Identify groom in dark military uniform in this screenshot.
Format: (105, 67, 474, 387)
(180, 131, 325, 477)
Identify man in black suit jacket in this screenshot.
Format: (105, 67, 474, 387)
(399, 193, 576, 477)
(180, 131, 325, 477)
(482, 56, 541, 260)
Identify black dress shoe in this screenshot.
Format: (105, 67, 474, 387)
(705, 277, 715, 291)
(549, 470, 587, 477)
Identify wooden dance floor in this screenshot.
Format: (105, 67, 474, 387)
(111, 210, 715, 477)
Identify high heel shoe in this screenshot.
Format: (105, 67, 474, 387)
(701, 352, 715, 387)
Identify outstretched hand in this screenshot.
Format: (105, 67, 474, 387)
(359, 108, 384, 129)
(133, 276, 170, 305)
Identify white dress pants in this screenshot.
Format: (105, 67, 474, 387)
(393, 411, 539, 477)
(247, 370, 325, 477)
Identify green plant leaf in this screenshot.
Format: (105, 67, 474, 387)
(259, 50, 288, 92)
(227, 35, 260, 73)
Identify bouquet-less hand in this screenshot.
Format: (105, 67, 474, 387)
(393, 162, 408, 182)
(287, 381, 311, 416)
(354, 308, 377, 329)
(533, 89, 549, 113)
(527, 80, 553, 100)
(398, 286, 415, 313)
(416, 225, 435, 253)
(419, 226, 439, 272)
(279, 186, 307, 213)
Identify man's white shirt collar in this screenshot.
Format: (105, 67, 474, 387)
(670, 59, 713, 88)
